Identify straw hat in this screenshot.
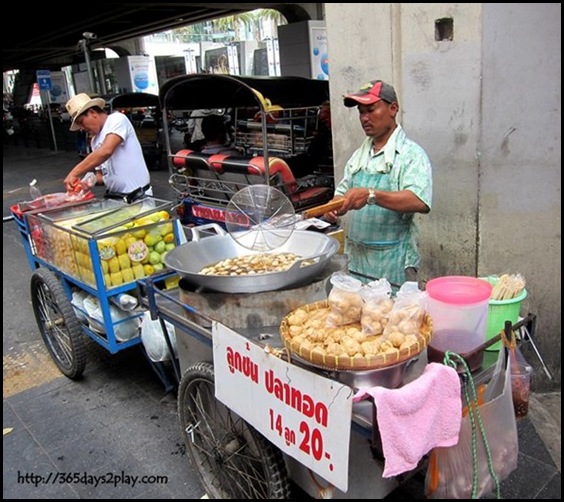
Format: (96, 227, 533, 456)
(66, 93, 106, 131)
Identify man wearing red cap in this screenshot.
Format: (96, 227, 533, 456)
(324, 80, 433, 286)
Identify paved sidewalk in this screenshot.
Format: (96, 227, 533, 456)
(3, 143, 561, 499)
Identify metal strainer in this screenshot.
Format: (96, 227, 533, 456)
(225, 185, 296, 251)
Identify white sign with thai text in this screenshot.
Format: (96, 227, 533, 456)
(213, 322, 353, 492)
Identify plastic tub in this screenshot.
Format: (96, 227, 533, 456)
(485, 288, 527, 351)
(426, 276, 492, 371)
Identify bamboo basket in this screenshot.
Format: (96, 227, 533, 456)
(280, 299, 433, 371)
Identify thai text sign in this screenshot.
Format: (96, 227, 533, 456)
(213, 322, 353, 492)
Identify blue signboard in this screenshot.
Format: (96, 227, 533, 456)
(36, 70, 52, 91)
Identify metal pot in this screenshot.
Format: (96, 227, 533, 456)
(291, 355, 420, 390)
(164, 224, 340, 293)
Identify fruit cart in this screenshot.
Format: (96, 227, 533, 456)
(10, 195, 182, 380)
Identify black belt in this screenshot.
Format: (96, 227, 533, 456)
(105, 184, 151, 204)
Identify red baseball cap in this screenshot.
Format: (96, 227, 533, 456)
(343, 80, 398, 107)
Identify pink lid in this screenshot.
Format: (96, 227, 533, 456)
(426, 276, 492, 305)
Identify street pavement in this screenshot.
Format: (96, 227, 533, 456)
(2, 141, 560, 499)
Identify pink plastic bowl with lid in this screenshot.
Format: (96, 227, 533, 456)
(426, 276, 492, 305)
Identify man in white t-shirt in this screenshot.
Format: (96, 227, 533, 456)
(63, 93, 152, 201)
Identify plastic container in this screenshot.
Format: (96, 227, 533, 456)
(511, 362, 533, 420)
(426, 276, 492, 371)
(481, 276, 527, 351)
(29, 179, 42, 200)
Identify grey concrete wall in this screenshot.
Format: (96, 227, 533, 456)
(324, 3, 561, 391)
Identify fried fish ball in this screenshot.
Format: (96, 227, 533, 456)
(345, 326, 361, 337)
(309, 319, 324, 330)
(388, 331, 406, 348)
(381, 298, 395, 312)
(310, 309, 328, 322)
(332, 328, 345, 340)
(398, 320, 418, 336)
(341, 337, 362, 357)
(288, 309, 307, 326)
(326, 312, 346, 327)
(361, 340, 381, 355)
(326, 342, 346, 356)
(288, 325, 303, 337)
(380, 340, 394, 352)
(361, 319, 383, 336)
(329, 290, 363, 313)
(400, 334, 420, 351)
(310, 329, 327, 343)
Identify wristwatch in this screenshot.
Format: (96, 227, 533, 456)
(366, 188, 377, 206)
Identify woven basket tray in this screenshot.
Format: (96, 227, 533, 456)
(280, 299, 433, 371)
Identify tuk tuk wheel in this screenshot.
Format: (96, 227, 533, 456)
(30, 268, 87, 379)
(178, 361, 291, 499)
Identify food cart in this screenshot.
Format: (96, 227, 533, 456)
(138, 257, 542, 499)
(9, 74, 545, 499)
(12, 187, 537, 498)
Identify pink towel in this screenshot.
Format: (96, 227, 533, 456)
(353, 362, 462, 478)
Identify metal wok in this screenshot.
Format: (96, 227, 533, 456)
(164, 224, 340, 294)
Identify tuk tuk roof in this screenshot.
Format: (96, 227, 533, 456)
(109, 92, 160, 110)
(159, 74, 329, 111)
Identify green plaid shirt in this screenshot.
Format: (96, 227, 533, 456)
(335, 125, 432, 285)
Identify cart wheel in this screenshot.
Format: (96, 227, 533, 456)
(178, 361, 291, 499)
(30, 268, 87, 379)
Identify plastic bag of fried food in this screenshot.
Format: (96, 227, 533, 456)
(360, 278, 394, 336)
(382, 282, 427, 348)
(326, 272, 364, 327)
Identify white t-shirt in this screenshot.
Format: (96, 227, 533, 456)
(91, 112, 151, 194)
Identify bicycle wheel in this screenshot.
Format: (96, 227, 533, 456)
(178, 361, 291, 499)
(30, 268, 87, 379)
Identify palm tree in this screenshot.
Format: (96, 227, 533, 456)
(171, 8, 287, 43)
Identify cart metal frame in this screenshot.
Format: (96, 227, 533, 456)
(11, 199, 178, 384)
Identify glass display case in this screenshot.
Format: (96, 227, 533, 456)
(30, 197, 179, 290)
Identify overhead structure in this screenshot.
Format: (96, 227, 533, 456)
(3, 3, 315, 73)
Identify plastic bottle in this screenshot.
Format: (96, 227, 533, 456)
(110, 293, 139, 311)
(29, 179, 42, 200)
(80, 172, 97, 189)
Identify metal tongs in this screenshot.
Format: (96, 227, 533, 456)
(479, 314, 553, 379)
(513, 316, 553, 379)
(458, 314, 553, 379)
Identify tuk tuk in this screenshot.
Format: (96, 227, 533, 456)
(160, 74, 334, 227)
